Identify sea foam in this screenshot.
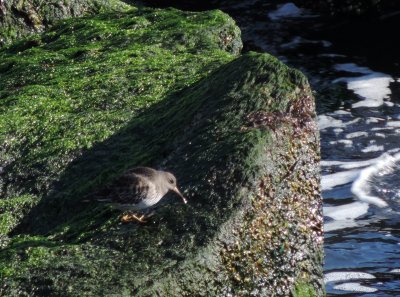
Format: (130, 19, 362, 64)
(333, 63, 394, 108)
(324, 271, 375, 283)
(351, 153, 400, 208)
(268, 3, 302, 20)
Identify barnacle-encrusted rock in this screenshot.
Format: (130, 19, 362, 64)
(0, 4, 322, 296)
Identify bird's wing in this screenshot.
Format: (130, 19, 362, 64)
(109, 172, 151, 204)
(126, 167, 158, 178)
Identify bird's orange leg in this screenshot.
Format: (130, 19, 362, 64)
(121, 213, 147, 223)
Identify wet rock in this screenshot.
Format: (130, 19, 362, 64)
(0, 0, 131, 45)
(0, 4, 323, 296)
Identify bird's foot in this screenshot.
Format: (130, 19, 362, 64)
(121, 213, 147, 223)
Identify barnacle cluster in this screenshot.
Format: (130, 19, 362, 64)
(220, 87, 323, 296)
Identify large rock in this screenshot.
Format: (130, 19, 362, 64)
(0, 5, 323, 297)
(0, 0, 131, 45)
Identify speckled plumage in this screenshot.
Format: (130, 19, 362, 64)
(104, 167, 186, 213)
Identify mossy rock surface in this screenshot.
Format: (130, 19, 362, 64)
(0, 0, 132, 46)
(0, 5, 322, 297)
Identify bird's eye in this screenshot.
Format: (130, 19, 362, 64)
(169, 178, 174, 184)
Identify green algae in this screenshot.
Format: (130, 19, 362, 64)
(0, 7, 244, 295)
(1, 52, 322, 295)
(0, 0, 132, 46)
(0, 7, 240, 199)
(0, 4, 323, 296)
(292, 281, 319, 297)
(0, 195, 38, 236)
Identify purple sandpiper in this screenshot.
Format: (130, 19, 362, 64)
(100, 167, 186, 223)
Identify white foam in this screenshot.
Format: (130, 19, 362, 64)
(324, 219, 361, 232)
(351, 153, 400, 207)
(321, 156, 386, 170)
(338, 139, 353, 146)
(366, 117, 385, 124)
(388, 148, 400, 154)
(318, 115, 344, 130)
(390, 269, 400, 273)
(333, 64, 393, 108)
(386, 121, 400, 127)
(345, 131, 368, 139)
(318, 112, 364, 131)
(371, 127, 393, 131)
(348, 74, 393, 108)
(324, 202, 369, 232)
(342, 118, 362, 126)
(321, 169, 361, 191)
(385, 101, 395, 107)
(333, 282, 377, 293)
(324, 202, 369, 221)
(333, 128, 344, 135)
(268, 3, 302, 20)
(329, 139, 353, 147)
(334, 63, 372, 74)
(333, 110, 352, 116)
(325, 271, 375, 283)
(361, 144, 384, 153)
(375, 133, 386, 138)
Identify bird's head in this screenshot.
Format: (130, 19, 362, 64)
(163, 172, 187, 204)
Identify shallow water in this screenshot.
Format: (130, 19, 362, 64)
(210, 1, 400, 295)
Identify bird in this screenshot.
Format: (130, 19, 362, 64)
(98, 167, 187, 223)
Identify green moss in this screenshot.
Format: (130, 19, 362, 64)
(0, 0, 132, 45)
(292, 280, 324, 297)
(0, 195, 38, 235)
(0, 5, 323, 296)
(0, 7, 240, 200)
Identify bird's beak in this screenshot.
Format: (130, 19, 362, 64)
(172, 187, 187, 204)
